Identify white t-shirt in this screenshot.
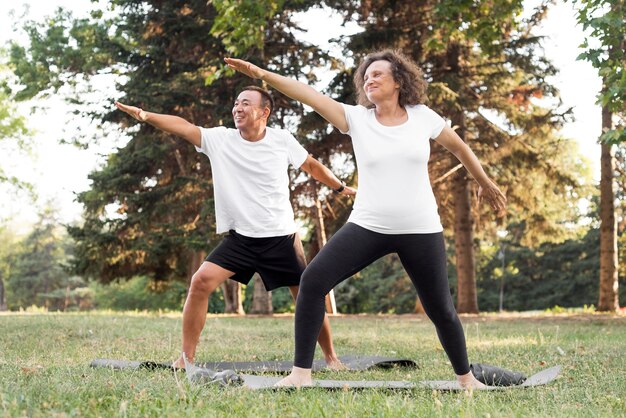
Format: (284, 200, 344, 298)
(195, 126, 308, 237)
(341, 104, 446, 234)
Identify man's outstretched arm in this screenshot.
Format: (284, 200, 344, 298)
(299, 155, 356, 196)
(115, 102, 201, 147)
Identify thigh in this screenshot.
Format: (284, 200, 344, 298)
(256, 232, 307, 291)
(205, 234, 256, 285)
(396, 233, 453, 307)
(301, 223, 392, 293)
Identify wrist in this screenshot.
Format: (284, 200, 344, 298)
(333, 181, 345, 194)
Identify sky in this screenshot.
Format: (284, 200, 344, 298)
(0, 0, 602, 231)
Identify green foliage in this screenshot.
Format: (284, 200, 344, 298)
(4, 210, 81, 310)
(575, 0, 626, 144)
(90, 276, 187, 311)
(335, 254, 417, 314)
(0, 54, 32, 190)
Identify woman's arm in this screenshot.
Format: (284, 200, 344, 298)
(434, 126, 507, 214)
(224, 58, 349, 133)
(115, 102, 201, 147)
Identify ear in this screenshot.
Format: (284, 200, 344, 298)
(262, 106, 271, 120)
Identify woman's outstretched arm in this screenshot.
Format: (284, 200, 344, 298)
(225, 58, 349, 133)
(434, 126, 507, 214)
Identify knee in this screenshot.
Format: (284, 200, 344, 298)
(189, 271, 218, 296)
(299, 266, 329, 299)
(430, 307, 459, 327)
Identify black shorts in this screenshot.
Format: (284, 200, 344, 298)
(205, 230, 307, 291)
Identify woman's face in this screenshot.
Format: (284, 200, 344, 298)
(363, 60, 400, 104)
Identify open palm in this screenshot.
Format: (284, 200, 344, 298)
(115, 101, 148, 122)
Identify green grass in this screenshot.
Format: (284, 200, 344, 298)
(1, 311, 625, 417)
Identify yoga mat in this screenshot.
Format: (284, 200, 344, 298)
(90, 355, 417, 373)
(239, 366, 561, 391)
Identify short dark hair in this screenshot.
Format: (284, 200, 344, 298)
(241, 85, 274, 116)
(354, 49, 428, 108)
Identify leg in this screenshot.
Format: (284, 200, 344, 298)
(172, 262, 234, 368)
(277, 223, 390, 386)
(397, 233, 485, 388)
(288, 286, 345, 370)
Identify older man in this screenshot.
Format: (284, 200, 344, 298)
(116, 85, 355, 369)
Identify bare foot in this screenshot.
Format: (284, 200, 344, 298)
(274, 366, 313, 387)
(457, 371, 488, 389)
(325, 357, 347, 371)
(172, 357, 186, 369)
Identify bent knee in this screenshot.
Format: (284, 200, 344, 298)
(299, 266, 333, 298)
(189, 271, 222, 295)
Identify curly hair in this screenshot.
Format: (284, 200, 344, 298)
(354, 50, 428, 108)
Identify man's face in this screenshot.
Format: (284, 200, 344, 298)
(232, 90, 268, 130)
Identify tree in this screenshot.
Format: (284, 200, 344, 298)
(575, 0, 626, 312)
(325, 0, 587, 313)
(6, 208, 77, 310)
(9, 1, 330, 314)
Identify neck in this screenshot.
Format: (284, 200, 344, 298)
(239, 124, 266, 142)
(374, 98, 403, 117)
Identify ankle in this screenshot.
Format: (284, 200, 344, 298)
(291, 366, 312, 379)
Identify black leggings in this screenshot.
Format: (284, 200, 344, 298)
(294, 222, 470, 375)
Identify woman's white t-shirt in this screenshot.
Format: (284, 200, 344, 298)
(341, 104, 446, 234)
(195, 126, 308, 237)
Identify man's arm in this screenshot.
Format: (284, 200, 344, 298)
(299, 155, 356, 196)
(115, 102, 202, 147)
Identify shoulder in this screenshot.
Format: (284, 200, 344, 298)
(408, 104, 444, 119)
(266, 126, 296, 142)
(199, 126, 236, 138)
(343, 103, 372, 118)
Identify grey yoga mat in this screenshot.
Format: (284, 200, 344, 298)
(236, 366, 561, 391)
(90, 355, 417, 373)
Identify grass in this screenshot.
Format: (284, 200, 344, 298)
(1, 311, 625, 417)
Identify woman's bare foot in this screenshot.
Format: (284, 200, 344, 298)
(274, 366, 313, 387)
(457, 371, 488, 389)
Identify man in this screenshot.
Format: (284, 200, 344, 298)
(115, 85, 355, 369)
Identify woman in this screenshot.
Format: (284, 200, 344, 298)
(225, 50, 506, 388)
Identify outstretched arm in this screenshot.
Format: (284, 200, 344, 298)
(224, 58, 349, 133)
(434, 126, 507, 214)
(115, 102, 201, 148)
(299, 155, 356, 196)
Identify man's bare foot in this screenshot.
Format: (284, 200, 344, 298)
(457, 371, 488, 389)
(325, 356, 347, 371)
(274, 366, 313, 387)
(172, 357, 186, 369)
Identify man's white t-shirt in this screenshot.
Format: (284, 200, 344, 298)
(341, 103, 446, 234)
(195, 126, 308, 237)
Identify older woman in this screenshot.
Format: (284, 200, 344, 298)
(225, 50, 506, 388)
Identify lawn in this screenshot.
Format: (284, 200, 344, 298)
(1, 311, 624, 417)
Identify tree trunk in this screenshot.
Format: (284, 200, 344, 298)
(598, 106, 619, 312)
(451, 109, 478, 313)
(187, 250, 206, 280)
(222, 280, 245, 315)
(0, 276, 6, 311)
(250, 274, 273, 314)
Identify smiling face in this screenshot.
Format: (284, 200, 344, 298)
(363, 60, 400, 104)
(232, 90, 270, 131)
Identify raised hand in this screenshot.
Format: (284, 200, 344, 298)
(115, 101, 148, 122)
(478, 181, 507, 216)
(224, 58, 265, 79)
